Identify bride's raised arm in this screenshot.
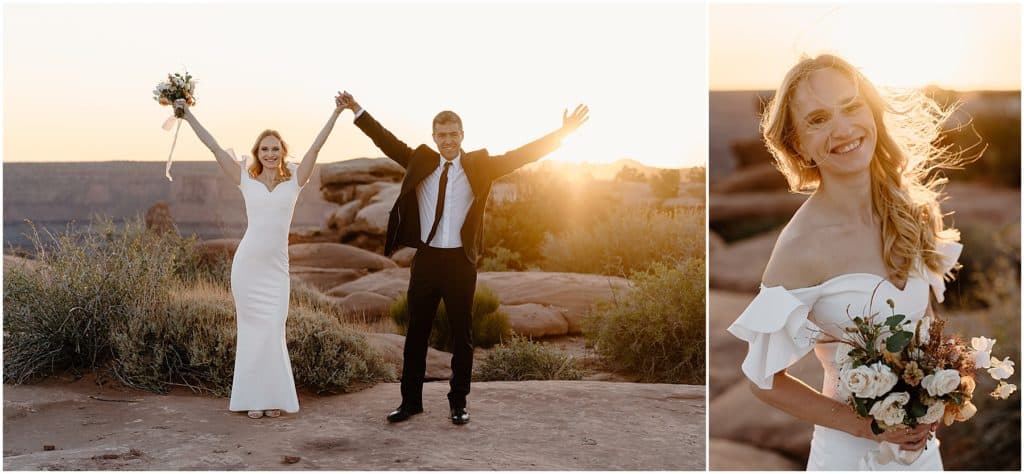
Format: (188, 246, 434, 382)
(179, 102, 242, 185)
(295, 93, 346, 187)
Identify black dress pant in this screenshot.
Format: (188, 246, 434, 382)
(401, 246, 476, 410)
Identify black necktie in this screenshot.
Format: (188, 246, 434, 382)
(424, 161, 452, 246)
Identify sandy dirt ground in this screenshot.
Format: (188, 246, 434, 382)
(4, 377, 704, 470)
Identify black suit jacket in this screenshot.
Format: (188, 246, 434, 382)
(354, 111, 565, 264)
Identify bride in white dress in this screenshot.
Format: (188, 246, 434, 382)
(179, 93, 347, 419)
(727, 55, 963, 470)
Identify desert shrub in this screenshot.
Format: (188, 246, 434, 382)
(649, 169, 681, 199)
(483, 169, 619, 268)
(542, 207, 704, 276)
(944, 221, 1021, 310)
(3, 218, 179, 383)
(5, 216, 393, 395)
(287, 305, 396, 394)
(684, 166, 706, 184)
(390, 285, 511, 351)
(288, 277, 352, 320)
(111, 281, 394, 395)
(474, 336, 582, 381)
(110, 281, 237, 395)
(478, 246, 526, 272)
(583, 258, 705, 384)
(615, 165, 647, 182)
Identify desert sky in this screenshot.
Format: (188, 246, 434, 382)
(4, 2, 706, 168)
(710, 3, 1020, 91)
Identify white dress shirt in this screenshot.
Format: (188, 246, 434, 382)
(417, 154, 473, 248)
(354, 107, 474, 248)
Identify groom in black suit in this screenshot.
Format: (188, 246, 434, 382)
(338, 92, 588, 425)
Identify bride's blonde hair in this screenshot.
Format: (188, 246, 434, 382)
(249, 129, 293, 180)
(761, 54, 963, 283)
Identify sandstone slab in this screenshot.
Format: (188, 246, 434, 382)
(709, 438, 801, 471)
(364, 332, 451, 380)
(319, 158, 405, 187)
(288, 243, 396, 272)
(500, 303, 570, 338)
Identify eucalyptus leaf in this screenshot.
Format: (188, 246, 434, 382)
(885, 314, 906, 329)
(886, 331, 913, 353)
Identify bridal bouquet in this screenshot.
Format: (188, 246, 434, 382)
(152, 71, 197, 181)
(153, 71, 197, 117)
(835, 287, 1016, 465)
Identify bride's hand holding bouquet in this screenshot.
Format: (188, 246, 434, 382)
(836, 288, 1016, 465)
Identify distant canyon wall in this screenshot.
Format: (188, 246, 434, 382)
(3, 161, 335, 247)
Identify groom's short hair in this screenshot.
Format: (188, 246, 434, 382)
(433, 111, 463, 132)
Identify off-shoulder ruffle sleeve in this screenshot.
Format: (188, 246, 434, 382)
(926, 241, 963, 303)
(726, 285, 822, 389)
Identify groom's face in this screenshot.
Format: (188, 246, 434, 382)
(432, 122, 464, 161)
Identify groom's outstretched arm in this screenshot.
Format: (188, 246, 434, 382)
(339, 92, 415, 169)
(486, 104, 589, 180)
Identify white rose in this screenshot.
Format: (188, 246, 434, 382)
(844, 365, 877, 398)
(988, 356, 1015, 380)
(844, 362, 898, 399)
(918, 400, 946, 424)
(991, 381, 1017, 400)
(868, 362, 899, 398)
(921, 369, 962, 397)
(972, 337, 996, 368)
(868, 391, 910, 427)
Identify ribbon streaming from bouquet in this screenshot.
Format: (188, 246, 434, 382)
(860, 440, 926, 468)
(162, 114, 182, 181)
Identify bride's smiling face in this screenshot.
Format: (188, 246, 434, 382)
(789, 67, 877, 177)
(256, 135, 284, 170)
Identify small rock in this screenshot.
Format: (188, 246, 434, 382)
(42, 445, 55, 451)
(213, 449, 228, 454)
(282, 455, 301, 464)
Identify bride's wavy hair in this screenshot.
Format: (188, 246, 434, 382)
(761, 54, 963, 283)
(249, 129, 293, 180)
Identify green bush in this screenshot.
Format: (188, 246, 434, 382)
(478, 246, 526, 272)
(583, 258, 705, 384)
(649, 169, 681, 199)
(5, 216, 393, 395)
(109, 281, 237, 395)
(944, 220, 1021, 310)
(390, 285, 511, 351)
(542, 207, 704, 276)
(286, 305, 396, 394)
(4, 218, 179, 384)
(483, 169, 620, 268)
(110, 281, 394, 395)
(474, 336, 582, 381)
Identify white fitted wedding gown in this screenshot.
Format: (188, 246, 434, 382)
(728, 241, 962, 470)
(228, 161, 302, 413)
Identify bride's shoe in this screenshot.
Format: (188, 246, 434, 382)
(264, 409, 281, 418)
(247, 410, 264, 419)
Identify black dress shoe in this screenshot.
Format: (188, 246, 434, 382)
(386, 406, 422, 423)
(450, 407, 470, 425)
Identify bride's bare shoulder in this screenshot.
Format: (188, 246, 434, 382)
(761, 205, 832, 289)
